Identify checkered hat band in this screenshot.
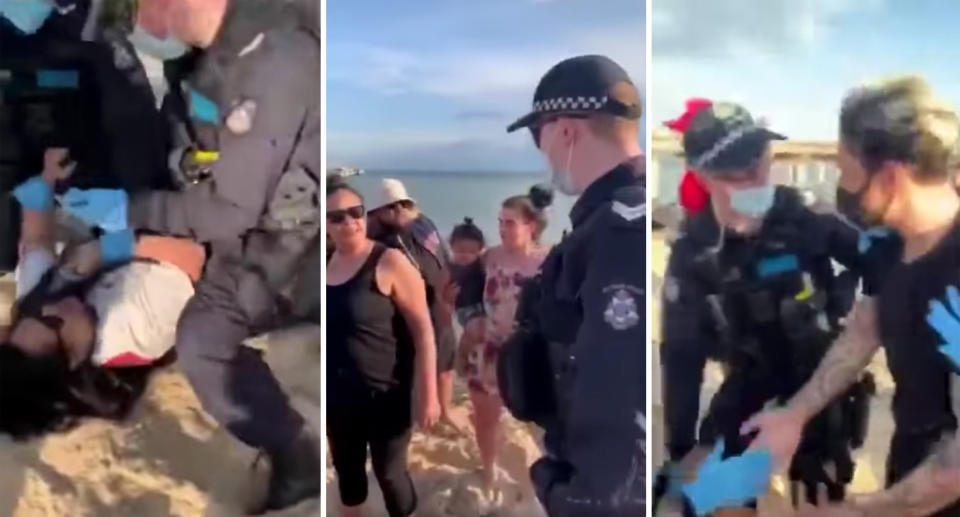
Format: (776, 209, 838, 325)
(692, 124, 759, 170)
(533, 95, 609, 113)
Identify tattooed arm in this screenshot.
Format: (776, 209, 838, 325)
(835, 434, 960, 516)
(743, 297, 881, 471)
(787, 296, 881, 420)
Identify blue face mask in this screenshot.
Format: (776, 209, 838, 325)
(0, 0, 53, 35)
(729, 184, 776, 218)
(128, 24, 190, 61)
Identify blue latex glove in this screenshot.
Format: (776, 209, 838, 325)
(681, 440, 773, 516)
(0, 0, 53, 35)
(858, 226, 892, 254)
(99, 229, 135, 265)
(60, 188, 129, 233)
(12, 176, 53, 211)
(926, 285, 960, 371)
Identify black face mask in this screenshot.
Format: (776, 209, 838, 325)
(836, 186, 865, 227)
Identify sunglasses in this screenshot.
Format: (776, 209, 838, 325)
(529, 113, 589, 148)
(327, 205, 366, 224)
(370, 199, 414, 217)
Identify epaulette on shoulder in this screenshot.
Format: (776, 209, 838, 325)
(610, 184, 646, 223)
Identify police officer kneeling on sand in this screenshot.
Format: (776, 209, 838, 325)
(496, 54, 647, 517)
(60, 0, 322, 513)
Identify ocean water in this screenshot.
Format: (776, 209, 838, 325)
(344, 171, 578, 248)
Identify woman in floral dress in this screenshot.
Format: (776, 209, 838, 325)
(460, 186, 551, 504)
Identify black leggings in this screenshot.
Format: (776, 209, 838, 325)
(327, 384, 416, 517)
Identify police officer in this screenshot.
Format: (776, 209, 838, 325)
(745, 77, 960, 517)
(657, 102, 876, 513)
(68, 0, 322, 513)
(0, 0, 171, 269)
(501, 54, 646, 516)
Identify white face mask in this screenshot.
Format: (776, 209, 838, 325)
(545, 135, 578, 196)
(729, 184, 775, 218)
(128, 24, 189, 61)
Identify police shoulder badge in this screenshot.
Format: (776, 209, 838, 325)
(226, 99, 257, 135)
(604, 288, 640, 331)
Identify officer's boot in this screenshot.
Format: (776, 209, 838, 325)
(249, 425, 323, 514)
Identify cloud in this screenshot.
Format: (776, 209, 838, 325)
(327, 4, 646, 170)
(654, 0, 883, 58)
(328, 131, 542, 173)
(330, 22, 645, 105)
(455, 110, 510, 121)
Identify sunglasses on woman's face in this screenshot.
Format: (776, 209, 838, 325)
(327, 205, 366, 224)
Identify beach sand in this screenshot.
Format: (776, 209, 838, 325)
(0, 323, 323, 517)
(324, 382, 548, 517)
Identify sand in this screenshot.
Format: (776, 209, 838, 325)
(0, 324, 323, 517)
(324, 383, 548, 517)
(1, 311, 548, 517)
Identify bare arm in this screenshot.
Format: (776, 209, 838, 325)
(381, 249, 438, 404)
(18, 149, 75, 255)
(19, 208, 56, 256)
(841, 432, 960, 516)
(787, 297, 881, 420)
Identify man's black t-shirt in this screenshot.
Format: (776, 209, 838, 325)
(875, 224, 960, 505)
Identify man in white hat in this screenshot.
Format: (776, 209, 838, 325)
(367, 178, 460, 433)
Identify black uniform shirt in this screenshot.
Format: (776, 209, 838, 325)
(660, 187, 865, 460)
(128, 0, 321, 244)
(535, 159, 647, 516)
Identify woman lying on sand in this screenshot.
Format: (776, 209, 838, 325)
(0, 149, 205, 440)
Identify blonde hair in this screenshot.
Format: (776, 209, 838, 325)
(840, 76, 960, 180)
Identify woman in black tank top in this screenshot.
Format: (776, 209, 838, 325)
(326, 184, 439, 517)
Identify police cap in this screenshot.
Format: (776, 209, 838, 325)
(683, 102, 786, 175)
(507, 54, 642, 133)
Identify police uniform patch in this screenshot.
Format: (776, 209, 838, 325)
(664, 275, 679, 303)
(604, 288, 640, 330)
(612, 200, 645, 221)
(226, 99, 257, 134)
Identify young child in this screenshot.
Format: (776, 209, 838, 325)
(447, 218, 486, 375)
(448, 218, 485, 319)
(449, 217, 485, 267)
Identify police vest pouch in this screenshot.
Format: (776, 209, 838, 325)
(746, 289, 777, 324)
(497, 327, 556, 423)
(262, 167, 320, 231)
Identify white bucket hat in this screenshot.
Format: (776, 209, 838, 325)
(368, 178, 415, 212)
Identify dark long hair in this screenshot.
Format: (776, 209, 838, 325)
(0, 267, 171, 440)
(450, 217, 486, 248)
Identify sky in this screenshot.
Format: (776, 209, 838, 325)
(652, 0, 960, 142)
(327, 0, 647, 172)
